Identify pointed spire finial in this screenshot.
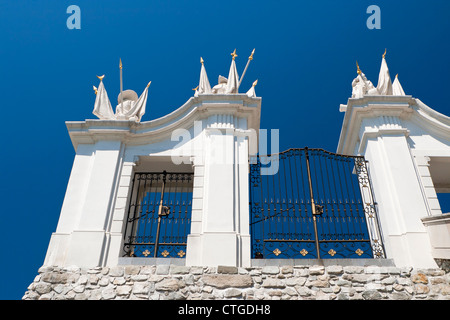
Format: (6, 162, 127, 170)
(252, 79, 258, 87)
(200, 57, 204, 64)
(119, 58, 122, 69)
(93, 85, 98, 95)
(97, 74, 105, 81)
(231, 49, 238, 60)
(382, 48, 386, 59)
(192, 85, 199, 91)
(249, 48, 255, 61)
(356, 61, 361, 75)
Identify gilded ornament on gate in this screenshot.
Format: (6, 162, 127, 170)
(328, 249, 336, 257)
(178, 250, 186, 257)
(355, 248, 364, 256)
(300, 249, 308, 256)
(161, 250, 170, 257)
(142, 249, 151, 257)
(273, 248, 281, 256)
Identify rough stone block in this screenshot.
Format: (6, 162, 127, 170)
(125, 265, 141, 275)
(326, 265, 343, 275)
(155, 278, 185, 291)
(218, 266, 238, 274)
(41, 273, 70, 284)
(309, 265, 325, 275)
(202, 274, 253, 289)
(362, 290, 383, 300)
(261, 278, 285, 288)
(412, 273, 428, 284)
(156, 265, 170, 275)
(262, 266, 280, 275)
(170, 265, 190, 274)
(109, 266, 124, 277)
(224, 288, 242, 298)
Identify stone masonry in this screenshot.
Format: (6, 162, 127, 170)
(23, 264, 450, 300)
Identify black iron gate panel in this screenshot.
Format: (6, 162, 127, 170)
(123, 171, 193, 258)
(249, 148, 385, 260)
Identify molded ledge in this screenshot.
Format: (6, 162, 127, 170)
(66, 94, 261, 151)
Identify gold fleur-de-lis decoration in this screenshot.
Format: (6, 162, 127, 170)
(161, 250, 170, 257)
(355, 249, 364, 256)
(300, 249, 308, 256)
(178, 250, 186, 258)
(273, 248, 281, 256)
(142, 249, 150, 257)
(328, 249, 336, 257)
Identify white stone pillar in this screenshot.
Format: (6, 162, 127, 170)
(362, 131, 436, 268)
(44, 141, 123, 267)
(337, 97, 439, 268)
(186, 115, 252, 267)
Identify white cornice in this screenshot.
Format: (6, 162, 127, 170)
(337, 96, 414, 155)
(66, 94, 261, 151)
(336, 95, 450, 155)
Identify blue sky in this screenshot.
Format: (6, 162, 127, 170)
(0, 0, 449, 299)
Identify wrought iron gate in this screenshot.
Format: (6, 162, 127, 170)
(249, 148, 385, 260)
(123, 171, 193, 258)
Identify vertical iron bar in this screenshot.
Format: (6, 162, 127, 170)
(313, 150, 326, 240)
(140, 174, 149, 250)
(125, 173, 139, 256)
(174, 174, 180, 244)
(282, 153, 289, 240)
(340, 158, 355, 239)
(149, 174, 159, 253)
(134, 175, 146, 255)
(298, 150, 309, 239)
(293, 151, 302, 240)
(288, 151, 295, 239)
(305, 148, 321, 260)
(324, 154, 336, 240)
(259, 160, 265, 256)
(346, 158, 364, 239)
(154, 171, 167, 258)
(165, 174, 173, 248)
(276, 157, 281, 240)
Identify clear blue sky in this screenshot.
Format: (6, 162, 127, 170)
(0, 0, 449, 299)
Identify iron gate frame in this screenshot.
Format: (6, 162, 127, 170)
(249, 147, 386, 260)
(123, 171, 194, 258)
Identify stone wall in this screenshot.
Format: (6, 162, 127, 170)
(23, 264, 450, 300)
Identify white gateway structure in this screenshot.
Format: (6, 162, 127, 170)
(43, 50, 450, 271)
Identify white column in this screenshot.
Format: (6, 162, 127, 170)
(44, 141, 123, 267)
(186, 116, 252, 267)
(44, 144, 94, 267)
(105, 158, 136, 266)
(361, 129, 437, 268)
